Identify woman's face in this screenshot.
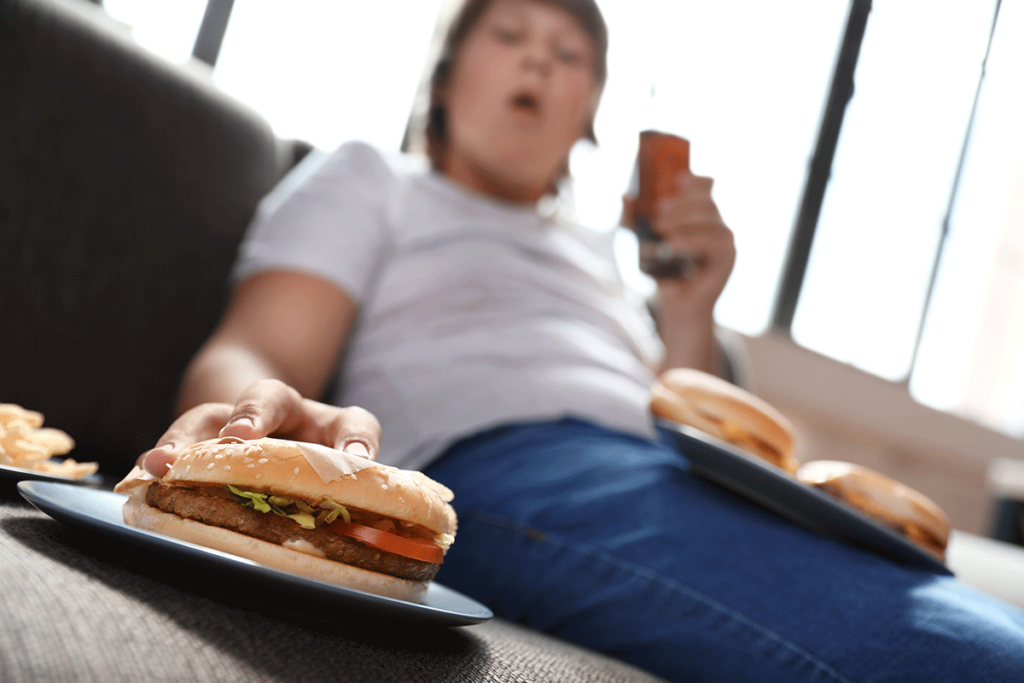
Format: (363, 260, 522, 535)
(442, 0, 599, 204)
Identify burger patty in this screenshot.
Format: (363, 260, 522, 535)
(146, 483, 440, 582)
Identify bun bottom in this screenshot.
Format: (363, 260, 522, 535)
(123, 497, 427, 603)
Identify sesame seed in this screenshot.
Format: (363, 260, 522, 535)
(185, 465, 191, 474)
(224, 465, 231, 471)
(215, 454, 224, 459)
(259, 458, 268, 464)
(381, 484, 388, 490)
(255, 473, 262, 479)
(206, 463, 215, 470)
(247, 464, 255, 469)
(294, 467, 300, 475)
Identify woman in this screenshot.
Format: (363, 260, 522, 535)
(139, 0, 1024, 680)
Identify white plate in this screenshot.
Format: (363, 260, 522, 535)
(17, 480, 494, 627)
(656, 419, 951, 574)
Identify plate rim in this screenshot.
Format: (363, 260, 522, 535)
(0, 460, 104, 486)
(17, 479, 494, 626)
(656, 419, 951, 574)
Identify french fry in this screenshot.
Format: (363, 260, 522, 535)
(0, 403, 98, 480)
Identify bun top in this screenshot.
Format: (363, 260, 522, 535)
(652, 368, 797, 472)
(152, 437, 457, 544)
(797, 460, 950, 551)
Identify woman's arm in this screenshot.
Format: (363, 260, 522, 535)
(138, 270, 381, 475)
(176, 270, 356, 411)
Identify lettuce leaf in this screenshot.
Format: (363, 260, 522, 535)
(226, 485, 272, 513)
(225, 485, 346, 531)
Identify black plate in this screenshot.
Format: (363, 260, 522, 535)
(18, 480, 494, 626)
(656, 419, 951, 574)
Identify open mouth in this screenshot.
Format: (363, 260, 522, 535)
(510, 92, 542, 115)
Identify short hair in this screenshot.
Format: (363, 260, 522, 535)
(423, 0, 608, 184)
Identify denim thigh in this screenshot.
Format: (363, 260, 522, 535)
(424, 419, 1024, 683)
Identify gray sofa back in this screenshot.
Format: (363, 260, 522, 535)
(0, 0, 301, 470)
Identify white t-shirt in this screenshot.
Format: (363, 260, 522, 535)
(235, 141, 663, 470)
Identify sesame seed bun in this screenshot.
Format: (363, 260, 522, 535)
(651, 369, 798, 473)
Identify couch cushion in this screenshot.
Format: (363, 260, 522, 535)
(0, 496, 666, 682)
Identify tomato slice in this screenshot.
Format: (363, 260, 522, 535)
(327, 520, 444, 564)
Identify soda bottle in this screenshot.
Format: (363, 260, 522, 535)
(627, 130, 702, 279)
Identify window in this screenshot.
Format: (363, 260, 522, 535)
(910, 0, 1024, 436)
(791, 0, 997, 382)
(212, 1, 445, 152)
(104, 0, 444, 152)
(103, 0, 208, 65)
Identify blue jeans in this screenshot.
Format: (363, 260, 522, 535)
(424, 419, 1024, 682)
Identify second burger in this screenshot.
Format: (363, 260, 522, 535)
(651, 368, 799, 473)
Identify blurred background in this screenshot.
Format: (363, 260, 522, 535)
(91, 0, 1023, 531)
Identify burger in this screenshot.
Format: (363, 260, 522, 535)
(114, 437, 457, 603)
(797, 460, 950, 561)
(650, 368, 799, 473)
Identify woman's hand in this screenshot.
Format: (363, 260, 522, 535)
(623, 171, 736, 375)
(136, 379, 382, 477)
(645, 172, 735, 314)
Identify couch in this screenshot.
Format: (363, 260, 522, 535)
(0, 0, 668, 680)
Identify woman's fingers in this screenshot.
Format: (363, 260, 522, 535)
(136, 402, 234, 475)
(657, 200, 723, 234)
(658, 175, 730, 246)
(218, 379, 382, 459)
(136, 379, 385, 477)
(218, 378, 304, 440)
(325, 405, 382, 461)
(654, 175, 723, 237)
(137, 380, 299, 476)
